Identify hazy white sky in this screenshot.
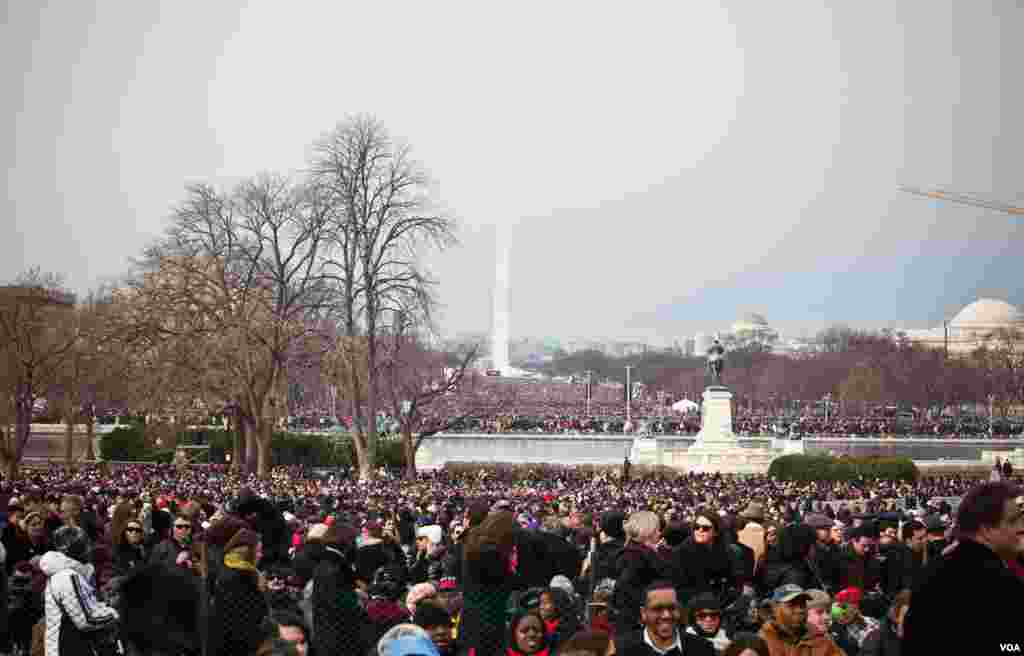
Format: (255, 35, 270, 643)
(3, 1, 1022, 343)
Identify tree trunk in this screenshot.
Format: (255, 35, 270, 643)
(237, 413, 255, 473)
(84, 420, 95, 461)
(10, 389, 33, 480)
(256, 421, 273, 477)
(403, 429, 417, 479)
(64, 415, 75, 464)
(232, 427, 243, 471)
(245, 422, 259, 473)
(349, 399, 373, 480)
(365, 331, 380, 480)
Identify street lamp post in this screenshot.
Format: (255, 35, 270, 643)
(824, 393, 833, 425)
(586, 370, 592, 417)
(988, 394, 995, 439)
(625, 366, 633, 426)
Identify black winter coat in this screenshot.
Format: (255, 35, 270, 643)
(612, 543, 676, 635)
(725, 540, 755, 587)
(877, 543, 916, 599)
(672, 539, 732, 608)
(861, 615, 902, 656)
(148, 537, 190, 570)
(811, 543, 839, 593)
(591, 538, 626, 587)
(355, 540, 407, 585)
(311, 547, 372, 656)
(109, 542, 146, 580)
(514, 530, 583, 591)
(209, 568, 269, 656)
(904, 539, 1024, 655)
(758, 557, 827, 598)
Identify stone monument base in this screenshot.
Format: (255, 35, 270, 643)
(982, 448, 1024, 468)
(630, 436, 660, 466)
(667, 445, 778, 474)
(674, 387, 781, 474)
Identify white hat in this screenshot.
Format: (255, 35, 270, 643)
(417, 525, 443, 545)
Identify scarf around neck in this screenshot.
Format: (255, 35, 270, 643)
(224, 551, 258, 572)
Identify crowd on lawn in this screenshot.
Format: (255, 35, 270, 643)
(2, 461, 1022, 656)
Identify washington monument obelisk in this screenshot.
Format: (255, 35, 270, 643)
(491, 232, 511, 374)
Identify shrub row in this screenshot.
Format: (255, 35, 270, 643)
(100, 426, 407, 468)
(768, 454, 919, 482)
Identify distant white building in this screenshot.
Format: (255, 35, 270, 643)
(904, 298, 1024, 354)
(732, 312, 770, 335)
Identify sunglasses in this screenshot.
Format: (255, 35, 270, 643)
(175, 524, 192, 530)
(125, 527, 143, 533)
(694, 524, 714, 532)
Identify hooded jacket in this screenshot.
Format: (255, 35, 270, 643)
(40, 552, 118, 656)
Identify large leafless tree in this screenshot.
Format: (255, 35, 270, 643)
(311, 115, 457, 479)
(126, 175, 332, 475)
(0, 270, 78, 478)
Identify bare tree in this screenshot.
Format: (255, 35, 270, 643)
(0, 270, 77, 478)
(378, 316, 481, 478)
(126, 175, 332, 475)
(45, 286, 150, 462)
(312, 115, 456, 479)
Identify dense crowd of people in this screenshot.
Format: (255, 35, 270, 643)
(2, 461, 1022, 656)
(286, 411, 1022, 439)
(273, 378, 1024, 439)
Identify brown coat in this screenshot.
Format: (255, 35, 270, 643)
(760, 622, 847, 656)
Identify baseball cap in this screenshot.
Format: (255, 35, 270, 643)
(390, 635, 440, 656)
(805, 589, 831, 610)
(771, 584, 810, 604)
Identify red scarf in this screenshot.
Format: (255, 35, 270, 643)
(1007, 556, 1024, 581)
(543, 618, 560, 636)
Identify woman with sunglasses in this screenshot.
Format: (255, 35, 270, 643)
(673, 513, 734, 610)
(107, 502, 147, 579)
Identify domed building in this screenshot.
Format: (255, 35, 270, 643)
(732, 312, 770, 334)
(905, 298, 1024, 354)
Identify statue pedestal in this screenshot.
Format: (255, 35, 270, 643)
(630, 436, 660, 466)
(694, 387, 737, 445)
(983, 448, 1024, 468)
(670, 387, 781, 474)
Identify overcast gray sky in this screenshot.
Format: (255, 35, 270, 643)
(3, 1, 1022, 344)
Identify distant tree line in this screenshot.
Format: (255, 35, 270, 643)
(534, 325, 1023, 416)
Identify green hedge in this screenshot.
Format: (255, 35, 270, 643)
(768, 454, 919, 482)
(99, 425, 150, 461)
(101, 425, 406, 468)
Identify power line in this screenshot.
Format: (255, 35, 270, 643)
(898, 186, 1023, 216)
